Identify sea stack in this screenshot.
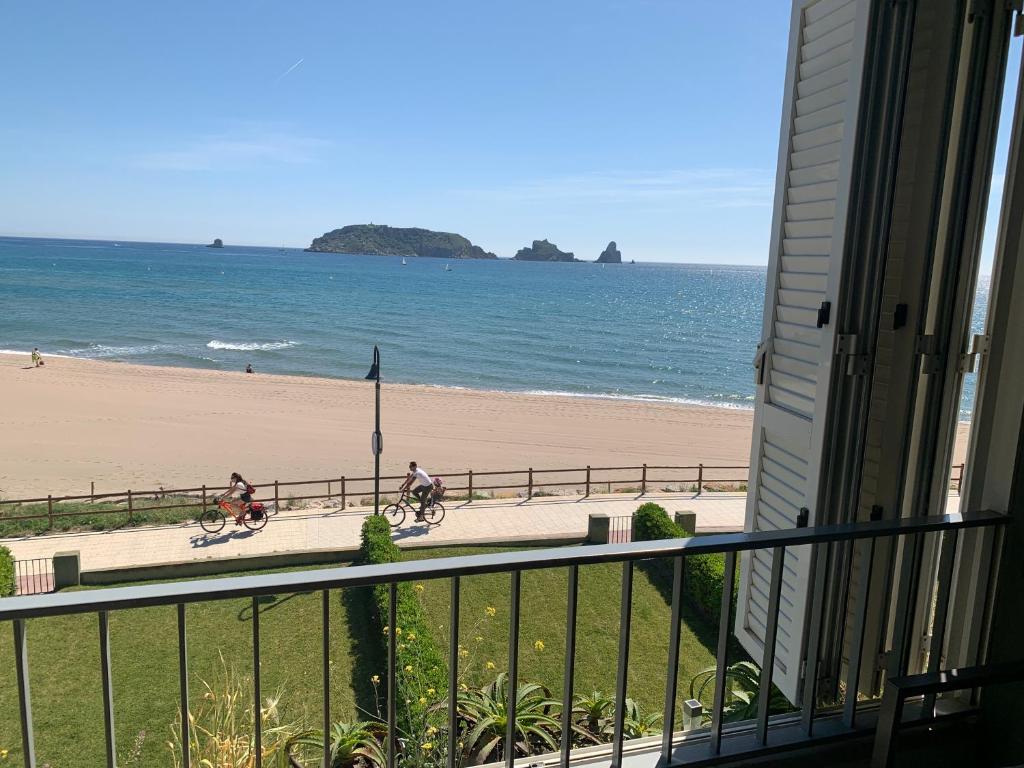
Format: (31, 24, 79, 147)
(596, 241, 622, 264)
(206, 238, 224, 248)
(512, 239, 577, 262)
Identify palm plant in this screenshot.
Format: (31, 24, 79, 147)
(291, 721, 387, 768)
(689, 661, 790, 723)
(571, 690, 615, 737)
(456, 673, 561, 765)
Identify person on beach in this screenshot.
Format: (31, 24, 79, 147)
(218, 472, 253, 525)
(245, 363, 254, 374)
(31, 348, 43, 367)
(400, 461, 433, 522)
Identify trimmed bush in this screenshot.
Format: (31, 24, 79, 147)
(0, 545, 14, 597)
(358, 516, 447, 730)
(632, 502, 736, 624)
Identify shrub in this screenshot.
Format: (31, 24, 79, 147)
(358, 516, 447, 742)
(0, 546, 14, 597)
(631, 502, 736, 624)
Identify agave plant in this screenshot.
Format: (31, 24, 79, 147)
(571, 690, 615, 736)
(456, 673, 561, 764)
(618, 699, 662, 739)
(291, 721, 387, 768)
(689, 661, 791, 723)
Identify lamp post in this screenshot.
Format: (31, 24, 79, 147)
(365, 346, 382, 514)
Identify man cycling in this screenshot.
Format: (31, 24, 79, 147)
(400, 461, 434, 522)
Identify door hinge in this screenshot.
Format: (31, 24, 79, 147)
(835, 334, 869, 376)
(915, 334, 942, 374)
(958, 333, 990, 373)
(752, 341, 768, 385)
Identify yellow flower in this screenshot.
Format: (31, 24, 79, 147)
(475, 636, 483, 642)
(371, 675, 380, 684)
(421, 742, 433, 751)
(485, 606, 497, 617)
(459, 683, 468, 691)
(486, 661, 496, 670)
(418, 697, 427, 705)
(0, 749, 8, 759)
(534, 640, 545, 652)
(399, 643, 407, 651)
(427, 726, 438, 736)
(407, 633, 416, 641)
(427, 688, 436, 695)
(383, 625, 390, 634)
(395, 627, 403, 636)
(414, 584, 425, 593)
(404, 665, 413, 673)
(458, 648, 469, 658)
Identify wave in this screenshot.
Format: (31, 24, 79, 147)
(206, 340, 299, 351)
(519, 388, 756, 410)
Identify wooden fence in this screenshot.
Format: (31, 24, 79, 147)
(0, 462, 966, 527)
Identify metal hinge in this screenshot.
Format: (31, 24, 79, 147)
(959, 333, 991, 373)
(752, 341, 768, 385)
(1010, 0, 1024, 36)
(968, 0, 988, 23)
(835, 334, 869, 376)
(915, 334, 942, 374)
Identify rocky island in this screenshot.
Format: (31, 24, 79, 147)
(512, 239, 577, 262)
(206, 238, 223, 248)
(596, 241, 622, 264)
(306, 224, 497, 259)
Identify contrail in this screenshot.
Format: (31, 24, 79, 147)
(274, 58, 304, 84)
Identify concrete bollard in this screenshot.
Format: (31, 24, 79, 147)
(587, 512, 611, 544)
(675, 511, 697, 535)
(53, 551, 81, 589)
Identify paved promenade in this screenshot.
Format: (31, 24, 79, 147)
(0, 492, 748, 574)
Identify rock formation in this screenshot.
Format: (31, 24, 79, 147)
(512, 239, 576, 262)
(596, 241, 622, 263)
(306, 224, 497, 259)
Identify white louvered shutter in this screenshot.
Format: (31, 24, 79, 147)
(736, 0, 872, 704)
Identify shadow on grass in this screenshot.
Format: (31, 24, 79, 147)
(341, 584, 387, 719)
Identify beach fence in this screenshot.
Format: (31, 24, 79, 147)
(0, 462, 967, 530)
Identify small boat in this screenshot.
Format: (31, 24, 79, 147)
(444, 263, 452, 272)
(401, 258, 407, 266)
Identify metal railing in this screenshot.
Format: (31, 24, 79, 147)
(0, 509, 1004, 768)
(608, 515, 634, 544)
(12, 559, 53, 597)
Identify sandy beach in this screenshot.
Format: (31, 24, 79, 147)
(0, 353, 763, 498)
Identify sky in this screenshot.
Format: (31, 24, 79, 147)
(0, 2, 1017, 265)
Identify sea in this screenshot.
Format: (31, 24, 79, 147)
(0, 237, 985, 419)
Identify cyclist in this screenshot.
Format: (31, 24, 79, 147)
(218, 472, 253, 525)
(400, 461, 433, 522)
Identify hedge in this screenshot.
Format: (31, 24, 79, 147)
(0, 546, 14, 597)
(632, 502, 736, 625)
(359, 515, 447, 731)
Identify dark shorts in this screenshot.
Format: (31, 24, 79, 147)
(240, 492, 252, 503)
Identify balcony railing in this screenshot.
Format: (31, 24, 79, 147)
(0, 509, 1004, 768)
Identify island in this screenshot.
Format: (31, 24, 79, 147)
(206, 238, 224, 248)
(512, 239, 577, 262)
(596, 241, 622, 264)
(306, 224, 497, 259)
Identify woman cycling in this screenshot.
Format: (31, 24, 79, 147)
(218, 472, 252, 525)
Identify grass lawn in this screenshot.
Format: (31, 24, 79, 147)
(404, 546, 721, 724)
(0, 564, 378, 768)
(0, 545, 726, 766)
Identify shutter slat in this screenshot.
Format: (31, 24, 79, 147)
(773, 336, 820, 364)
(792, 123, 844, 153)
(789, 160, 840, 187)
(796, 82, 848, 116)
(774, 319, 822, 346)
(796, 62, 849, 100)
(801, 20, 855, 60)
(778, 287, 824, 310)
(791, 140, 843, 169)
(779, 270, 829, 292)
(771, 351, 819, 380)
(786, 200, 837, 221)
(803, 1, 857, 41)
(799, 42, 854, 79)
(784, 216, 835, 237)
(781, 254, 831, 273)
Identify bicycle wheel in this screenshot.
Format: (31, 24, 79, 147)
(383, 504, 406, 528)
(244, 510, 268, 531)
(199, 509, 225, 533)
(425, 501, 445, 525)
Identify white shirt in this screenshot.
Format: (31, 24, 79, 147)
(411, 467, 432, 488)
(232, 480, 248, 496)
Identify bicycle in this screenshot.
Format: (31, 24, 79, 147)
(199, 498, 269, 533)
(382, 489, 445, 528)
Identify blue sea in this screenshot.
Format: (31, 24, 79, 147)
(0, 237, 985, 417)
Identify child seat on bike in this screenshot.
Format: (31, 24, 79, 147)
(432, 477, 446, 501)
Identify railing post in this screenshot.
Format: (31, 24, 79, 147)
(91, 481, 95, 503)
(527, 468, 533, 499)
(697, 463, 704, 495)
(328, 480, 332, 500)
(958, 463, 965, 493)
(127, 489, 133, 522)
(468, 469, 474, 502)
(47, 494, 53, 527)
(274, 480, 280, 511)
(585, 465, 591, 498)
(641, 464, 647, 495)
(341, 476, 346, 509)
(201, 485, 207, 515)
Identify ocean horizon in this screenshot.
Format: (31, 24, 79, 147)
(1, 236, 985, 417)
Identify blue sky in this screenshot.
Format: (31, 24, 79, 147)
(0, 2, 1017, 264)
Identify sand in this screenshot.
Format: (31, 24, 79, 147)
(0, 353, 970, 499)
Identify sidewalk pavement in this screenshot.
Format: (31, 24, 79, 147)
(0, 492, 748, 574)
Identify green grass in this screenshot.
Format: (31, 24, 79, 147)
(0, 497, 204, 537)
(404, 546, 720, 723)
(0, 564, 377, 768)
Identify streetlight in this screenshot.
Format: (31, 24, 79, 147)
(365, 345, 382, 514)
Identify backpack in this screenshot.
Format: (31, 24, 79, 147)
(250, 502, 265, 520)
(245, 482, 256, 495)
